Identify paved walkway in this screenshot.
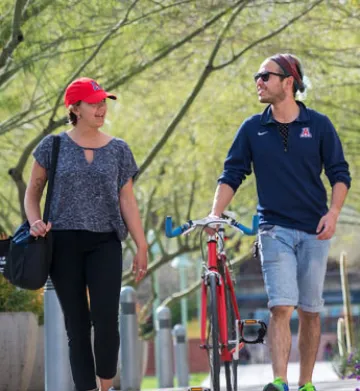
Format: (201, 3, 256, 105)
(143, 362, 359, 391)
(143, 379, 358, 391)
(201, 361, 341, 388)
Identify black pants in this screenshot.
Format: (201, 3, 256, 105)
(50, 230, 123, 391)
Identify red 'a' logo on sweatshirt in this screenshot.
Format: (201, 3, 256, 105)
(300, 127, 312, 138)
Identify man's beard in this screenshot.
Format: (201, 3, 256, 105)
(259, 90, 286, 104)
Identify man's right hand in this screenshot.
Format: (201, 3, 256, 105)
(204, 214, 221, 235)
(29, 220, 52, 237)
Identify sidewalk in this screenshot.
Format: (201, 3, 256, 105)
(202, 361, 340, 388)
(143, 380, 358, 391)
(143, 362, 359, 391)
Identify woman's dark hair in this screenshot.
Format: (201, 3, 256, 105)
(68, 101, 81, 125)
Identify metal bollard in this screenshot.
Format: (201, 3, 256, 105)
(44, 278, 74, 391)
(173, 324, 189, 387)
(156, 306, 174, 388)
(120, 286, 141, 391)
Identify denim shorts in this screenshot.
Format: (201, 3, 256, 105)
(258, 224, 330, 313)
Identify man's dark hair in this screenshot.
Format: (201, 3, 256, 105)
(270, 53, 305, 96)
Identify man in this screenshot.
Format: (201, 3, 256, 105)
(210, 53, 351, 391)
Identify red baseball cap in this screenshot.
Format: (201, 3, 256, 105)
(64, 77, 117, 107)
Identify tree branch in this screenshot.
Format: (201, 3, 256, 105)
(0, 209, 13, 234)
(7, 167, 27, 220)
(46, 0, 140, 126)
(0, 192, 21, 216)
(186, 177, 197, 221)
(143, 187, 157, 234)
(1, 0, 242, 138)
(14, 117, 68, 174)
(6, 0, 247, 211)
(106, 0, 246, 91)
(0, 1, 192, 89)
(0, 0, 26, 69)
(160, 277, 202, 308)
(136, 1, 247, 179)
(213, 0, 324, 71)
(159, 252, 250, 309)
(122, 244, 200, 286)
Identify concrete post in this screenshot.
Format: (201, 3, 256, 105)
(44, 278, 73, 391)
(156, 306, 174, 388)
(173, 324, 189, 387)
(120, 286, 141, 391)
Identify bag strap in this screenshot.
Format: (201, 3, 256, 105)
(43, 136, 60, 224)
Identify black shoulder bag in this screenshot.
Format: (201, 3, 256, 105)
(0, 136, 60, 290)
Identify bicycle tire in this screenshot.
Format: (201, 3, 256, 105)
(207, 272, 221, 391)
(224, 285, 238, 391)
(217, 260, 239, 391)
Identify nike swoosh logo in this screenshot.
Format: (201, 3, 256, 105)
(258, 131, 268, 136)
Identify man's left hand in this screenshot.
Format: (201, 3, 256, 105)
(316, 209, 339, 240)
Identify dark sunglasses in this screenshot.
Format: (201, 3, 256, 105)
(254, 71, 289, 82)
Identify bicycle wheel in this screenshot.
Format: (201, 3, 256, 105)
(206, 272, 221, 391)
(224, 286, 238, 391)
(224, 360, 238, 391)
(218, 263, 238, 391)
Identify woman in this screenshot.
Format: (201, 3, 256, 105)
(24, 77, 148, 391)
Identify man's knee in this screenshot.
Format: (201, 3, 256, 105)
(297, 308, 320, 322)
(270, 305, 295, 320)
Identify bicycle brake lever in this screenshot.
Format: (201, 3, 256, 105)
(221, 210, 237, 220)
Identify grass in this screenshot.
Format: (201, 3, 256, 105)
(141, 372, 208, 389)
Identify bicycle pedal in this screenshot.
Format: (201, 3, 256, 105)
(188, 388, 210, 391)
(243, 319, 258, 324)
(240, 318, 267, 344)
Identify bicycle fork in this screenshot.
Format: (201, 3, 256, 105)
(200, 270, 223, 348)
(200, 270, 233, 360)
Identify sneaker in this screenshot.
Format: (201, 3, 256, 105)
(263, 377, 289, 391)
(299, 382, 316, 391)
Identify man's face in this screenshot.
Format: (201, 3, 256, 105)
(255, 60, 288, 104)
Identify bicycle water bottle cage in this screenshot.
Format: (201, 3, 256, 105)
(239, 319, 267, 344)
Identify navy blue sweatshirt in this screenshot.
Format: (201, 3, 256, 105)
(218, 102, 351, 234)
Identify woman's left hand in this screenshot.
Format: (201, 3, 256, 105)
(132, 247, 148, 282)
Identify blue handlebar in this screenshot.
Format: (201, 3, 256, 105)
(165, 215, 259, 238)
(165, 216, 190, 238)
(233, 215, 259, 235)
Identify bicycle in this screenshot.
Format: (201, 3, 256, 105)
(165, 213, 267, 391)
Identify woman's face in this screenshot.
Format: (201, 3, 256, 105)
(73, 99, 107, 128)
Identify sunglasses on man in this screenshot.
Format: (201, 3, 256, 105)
(254, 71, 290, 83)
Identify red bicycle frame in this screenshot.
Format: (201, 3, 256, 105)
(200, 235, 244, 362)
